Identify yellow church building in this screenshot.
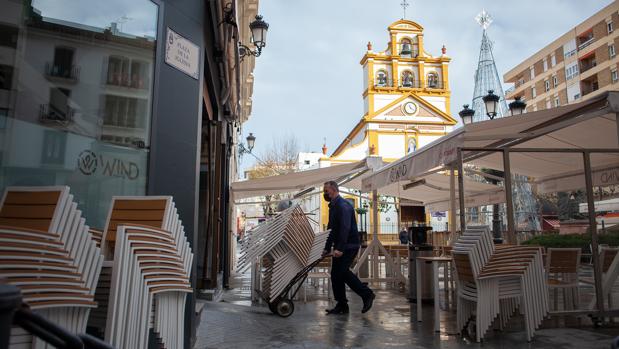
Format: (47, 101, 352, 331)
(318, 19, 457, 234)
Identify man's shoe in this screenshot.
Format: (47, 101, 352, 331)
(361, 293, 375, 313)
(325, 304, 349, 315)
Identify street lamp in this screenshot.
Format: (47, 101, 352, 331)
(239, 15, 269, 59)
(239, 133, 256, 155)
(458, 104, 475, 125)
(508, 96, 527, 116)
(483, 90, 500, 120)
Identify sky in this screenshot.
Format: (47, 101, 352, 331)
(241, 0, 612, 172)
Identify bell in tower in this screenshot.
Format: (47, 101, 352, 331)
(400, 38, 412, 57)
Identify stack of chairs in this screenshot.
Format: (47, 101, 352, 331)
(238, 204, 329, 302)
(0, 186, 103, 348)
(452, 226, 548, 342)
(94, 196, 192, 349)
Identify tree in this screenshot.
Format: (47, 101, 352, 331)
(245, 135, 300, 216)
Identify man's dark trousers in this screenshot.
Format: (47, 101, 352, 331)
(331, 249, 373, 305)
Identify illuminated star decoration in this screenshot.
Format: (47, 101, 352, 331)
(475, 9, 493, 30)
(400, 0, 410, 19)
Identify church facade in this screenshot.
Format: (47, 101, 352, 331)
(318, 19, 457, 234)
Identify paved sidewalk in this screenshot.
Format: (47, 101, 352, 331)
(194, 287, 618, 349)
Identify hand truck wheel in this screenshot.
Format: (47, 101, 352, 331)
(268, 302, 278, 314)
(275, 298, 294, 317)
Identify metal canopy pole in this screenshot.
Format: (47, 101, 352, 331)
(502, 149, 516, 244)
(372, 189, 379, 280)
(583, 151, 605, 315)
(449, 166, 457, 236)
(457, 149, 466, 232)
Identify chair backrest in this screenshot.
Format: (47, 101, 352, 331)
(101, 196, 173, 259)
(0, 186, 67, 233)
(546, 248, 581, 274)
(452, 251, 476, 283)
(601, 247, 619, 273)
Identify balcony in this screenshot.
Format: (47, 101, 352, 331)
(581, 76, 599, 97)
(577, 30, 595, 51)
(106, 72, 148, 89)
(44, 62, 79, 82)
(579, 55, 597, 74)
(39, 104, 74, 124)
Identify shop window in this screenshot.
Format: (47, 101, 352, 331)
(0, 0, 158, 229)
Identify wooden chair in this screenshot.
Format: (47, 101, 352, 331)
(0, 186, 103, 347)
(546, 248, 581, 311)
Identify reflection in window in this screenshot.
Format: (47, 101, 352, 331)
(401, 70, 414, 87)
(0, 0, 158, 229)
(376, 70, 388, 87)
(41, 130, 67, 165)
(45, 46, 79, 80)
(0, 65, 13, 90)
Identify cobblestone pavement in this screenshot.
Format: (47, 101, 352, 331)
(194, 275, 618, 349)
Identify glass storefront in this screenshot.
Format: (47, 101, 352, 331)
(0, 0, 158, 228)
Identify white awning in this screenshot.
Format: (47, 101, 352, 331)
(363, 92, 619, 197)
(231, 158, 383, 200)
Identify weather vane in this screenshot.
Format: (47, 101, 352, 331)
(400, 0, 410, 19)
(475, 9, 493, 30)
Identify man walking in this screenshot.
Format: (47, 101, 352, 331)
(322, 181, 375, 315)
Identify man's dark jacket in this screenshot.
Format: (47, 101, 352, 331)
(324, 195, 360, 251)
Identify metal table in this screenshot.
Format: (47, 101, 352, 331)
(415, 256, 453, 332)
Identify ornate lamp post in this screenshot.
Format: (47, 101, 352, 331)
(483, 90, 500, 119)
(508, 96, 527, 116)
(458, 104, 475, 125)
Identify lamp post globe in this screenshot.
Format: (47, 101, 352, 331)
(508, 96, 527, 116)
(246, 133, 256, 152)
(250, 15, 269, 52)
(483, 90, 500, 119)
(458, 104, 475, 125)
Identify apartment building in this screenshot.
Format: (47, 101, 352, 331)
(504, 1, 619, 111)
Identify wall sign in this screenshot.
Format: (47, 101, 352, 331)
(165, 28, 200, 79)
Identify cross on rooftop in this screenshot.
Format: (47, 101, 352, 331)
(400, 0, 410, 19)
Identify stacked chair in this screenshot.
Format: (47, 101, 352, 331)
(0, 186, 104, 348)
(237, 204, 329, 303)
(452, 226, 548, 342)
(94, 196, 193, 349)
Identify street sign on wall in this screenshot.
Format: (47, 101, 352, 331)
(165, 28, 200, 79)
